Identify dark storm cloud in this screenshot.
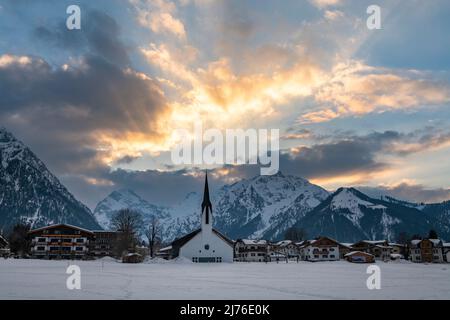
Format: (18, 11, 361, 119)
(0, 11, 169, 184)
(223, 129, 450, 182)
(226, 131, 401, 180)
(33, 9, 130, 66)
(115, 155, 141, 165)
(0, 55, 167, 162)
(83, 10, 131, 67)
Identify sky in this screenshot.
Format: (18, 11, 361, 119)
(0, 0, 450, 208)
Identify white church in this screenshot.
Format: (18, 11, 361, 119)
(169, 172, 234, 263)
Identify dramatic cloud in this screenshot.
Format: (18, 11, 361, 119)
(1, 1, 450, 208)
(141, 42, 326, 132)
(280, 129, 450, 185)
(301, 62, 450, 123)
(0, 10, 172, 184)
(130, 0, 187, 40)
(309, 0, 342, 9)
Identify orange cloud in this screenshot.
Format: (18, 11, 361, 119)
(300, 61, 450, 123)
(130, 0, 187, 40)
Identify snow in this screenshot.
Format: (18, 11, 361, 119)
(344, 251, 372, 257)
(1, 259, 449, 300)
(330, 189, 389, 228)
(242, 239, 267, 245)
(275, 240, 292, 246)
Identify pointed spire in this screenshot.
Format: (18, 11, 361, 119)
(202, 170, 212, 224)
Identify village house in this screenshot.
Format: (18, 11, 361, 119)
(444, 243, 450, 262)
(168, 172, 234, 263)
(351, 240, 392, 261)
(389, 242, 406, 259)
(299, 237, 340, 262)
(156, 245, 173, 259)
(409, 239, 445, 263)
(338, 243, 353, 259)
(234, 239, 269, 262)
(271, 240, 299, 259)
(345, 251, 375, 263)
(28, 224, 95, 260)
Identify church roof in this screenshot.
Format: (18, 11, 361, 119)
(169, 171, 234, 258)
(212, 228, 234, 247)
(172, 229, 202, 250)
(202, 171, 212, 224)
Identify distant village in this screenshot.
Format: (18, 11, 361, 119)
(1, 174, 449, 265)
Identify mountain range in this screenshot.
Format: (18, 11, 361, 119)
(1, 127, 449, 242)
(0, 128, 100, 232)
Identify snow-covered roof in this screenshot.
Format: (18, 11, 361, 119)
(429, 239, 442, 246)
(159, 245, 172, 252)
(345, 251, 374, 257)
(126, 253, 142, 257)
(275, 240, 292, 247)
(362, 240, 387, 245)
(375, 245, 393, 249)
(28, 223, 94, 235)
(241, 239, 267, 245)
(410, 239, 444, 247)
(389, 243, 405, 247)
(340, 243, 353, 248)
(444, 243, 450, 248)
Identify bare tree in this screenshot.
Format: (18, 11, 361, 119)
(110, 209, 143, 257)
(145, 216, 163, 258)
(8, 223, 31, 257)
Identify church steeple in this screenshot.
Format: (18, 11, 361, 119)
(201, 171, 212, 225)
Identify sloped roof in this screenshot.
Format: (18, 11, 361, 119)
(345, 251, 374, 257)
(274, 240, 292, 247)
(240, 239, 268, 245)
(159, 245, 172, 252)
(389, 243, 405, 247)
(411, 239, 443, 247)
(212, 229, 234, 247)
(28, 223, 94, 235)
(362, 240, 387, 245)
(172, 229, 201, 248)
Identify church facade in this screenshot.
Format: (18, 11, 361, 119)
(170, 173, 234, 263)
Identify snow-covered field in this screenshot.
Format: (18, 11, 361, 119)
(1, 258, 449, 300)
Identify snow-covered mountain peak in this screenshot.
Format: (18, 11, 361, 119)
(330, 188, 384, 211)
(0, 128, 100, 231)
(214, 174, 329, 239)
